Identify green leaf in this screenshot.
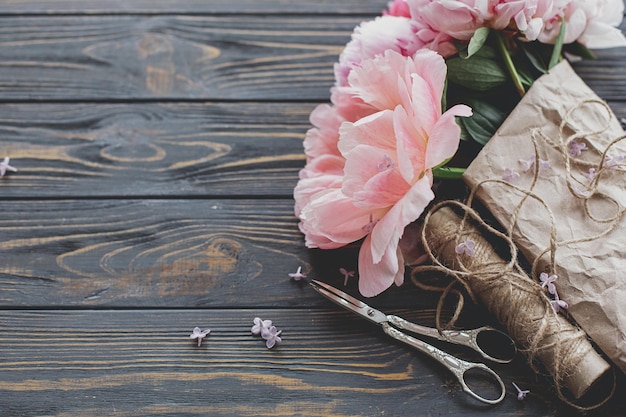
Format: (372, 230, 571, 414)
(459, 98, 508, 145)
(446, 53, 507, 91)
(513, 54, 539, 88)
(564, 41, 596, 60)
(548, 18, 566, 69)
(464, 27, 490, 59)
(432, 166, 465, 180)
(520, 42, 549, 74)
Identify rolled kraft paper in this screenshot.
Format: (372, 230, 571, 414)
(423, 206, 611, 399)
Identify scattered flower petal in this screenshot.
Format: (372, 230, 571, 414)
(572, 184, 592, 198)
(512, 382, 530, 401)
(189, 327, 211, 346)
(339, 267, 356, 286)
(0, 157, 17, 177)
(538, 159, 551, 172)
(288, 266, 307, 281)
(362, 213, 379, 234)
(519, 155, 534, 172)
(502, 168, 520, 183)
(550, 296, 569, 313)
(251, 317, 272, 336)
(454, 239, 476, 257)
(539, 272, 558, 295)
(569, 141, 587, 157)
(377, 154, 394, 171)
(585, 168, 596, 182)
(263, 325, 282, 349)
(603, 154, 624, 170)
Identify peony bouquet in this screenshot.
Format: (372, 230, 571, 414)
(294, 0, 626, 297)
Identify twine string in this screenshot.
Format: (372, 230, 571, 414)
(411, 100, 624, 410)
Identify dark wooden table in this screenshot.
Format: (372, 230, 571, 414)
(1, 1, 625, 416)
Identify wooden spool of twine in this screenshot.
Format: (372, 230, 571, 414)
(415, 202, 612, 409)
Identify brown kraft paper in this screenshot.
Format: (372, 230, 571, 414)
(462, 61, 625, 378)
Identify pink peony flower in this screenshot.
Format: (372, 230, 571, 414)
(404, 0, 494, 57)
(538, 0, 626, 48)
(334, 15, 421, 87)
(295, 49, 471, 296)
(408, 0, 491, 39)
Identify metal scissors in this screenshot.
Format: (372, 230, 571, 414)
(310, 279, 516, 405)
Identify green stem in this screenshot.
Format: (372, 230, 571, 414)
(495, 32, 525, 98)
(432, 166, 465, 180)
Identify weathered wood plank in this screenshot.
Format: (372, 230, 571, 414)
(1, 309, 622, 417)
(0, 198, 454, 310)
(0, 0, 386, 15)
(0, 99, 624, 199)
(0, 15, 356, 101)
(0, 102, 315, 197)
(0, 16, 623, 101)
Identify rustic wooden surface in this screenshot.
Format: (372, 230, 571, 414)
(0, 1, 625, 416)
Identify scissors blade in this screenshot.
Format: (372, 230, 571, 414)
(309, 279, 387, 325)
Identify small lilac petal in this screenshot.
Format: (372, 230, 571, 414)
(502, 168, 520, 183)
(288, 266, 307, 281)
(512, 382, 530, 401)
(339, 267, 356, 286)
(572, 184, 592, 198)
(190, 327, 210, 346)
(538, 159, 551, 172)
(539, 273, 558, 295)
(0, 157, 17, 177)
(251, 317, 272, 335)
(604, 155, 625, 170)
(550, 298, 568, 313)
(454, 239, 475, 256)
(519, 155, 534, 172)
(569, 141, 587, 157)
(264, 327, 282, 349)
(362, 213, 379, 233)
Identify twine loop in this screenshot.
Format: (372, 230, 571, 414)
(410, 99, 624, 410)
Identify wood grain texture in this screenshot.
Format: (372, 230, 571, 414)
(0, 15, 622, 101)
(0, 102, 314, 197)
(0, 15, 355, 101)
(0, 95, 624, 198)
(0, 198, 455, 310)
(0, 0, 385, 15)
(0, 2, 625, 416)
(2, 309, 622, 417)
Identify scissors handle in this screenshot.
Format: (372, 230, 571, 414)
(382, 322, 506, 405)
(386, 315, 515, 364)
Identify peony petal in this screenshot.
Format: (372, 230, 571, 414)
(299, 188, 373, 245)
(293, 171, 343, 216)
(424, 104, 472, 169)
(342, 144, 410, 208)
(358, 234, 405, 297)
(408, 49, 448, 115)
(393, 104, 430, 182)
(348, 50, 414, 111)
(338, 110, 398, 156)
(298, 154, 345, 180)
(369, 176, 434, 263)
(303, 104, 345, 159)
(335, 15, 417, 87)
(579, 22, 626, 48)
